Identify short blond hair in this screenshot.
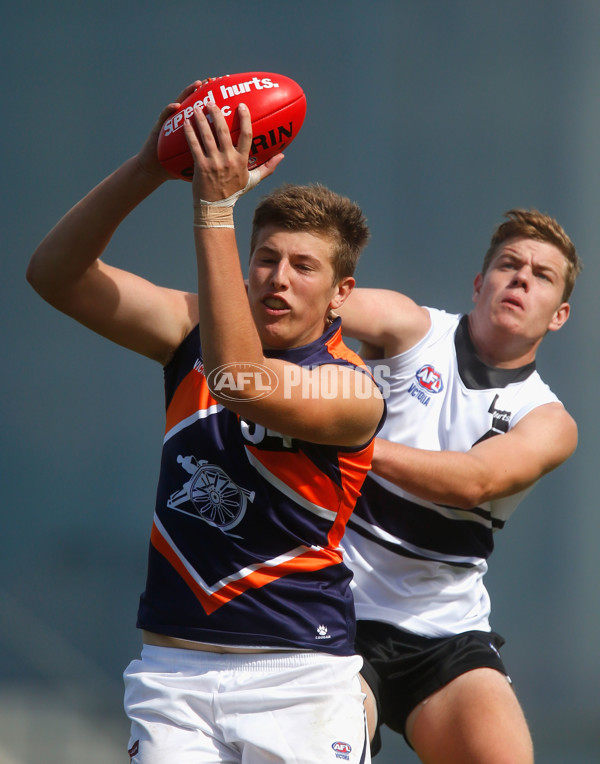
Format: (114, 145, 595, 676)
(482, 209, 582, 301)
(250, 183, 370, 283)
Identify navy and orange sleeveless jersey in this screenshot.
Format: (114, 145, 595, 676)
(137, 318, 381, 655)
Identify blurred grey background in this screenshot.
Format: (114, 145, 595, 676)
(2, 1, 599, 761)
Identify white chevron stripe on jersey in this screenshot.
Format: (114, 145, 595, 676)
(244, 448, 338, 523)
(164, 404, 224, 444)
(153, 512, 321, 596)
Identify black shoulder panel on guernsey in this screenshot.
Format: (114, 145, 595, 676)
(454, 315, 536, 390)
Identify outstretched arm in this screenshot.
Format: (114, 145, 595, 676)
(336, 288, 431, 358)
(26, 83, 201, 365)
(183, 103, 384, 446)
(372, 403, 577, 508)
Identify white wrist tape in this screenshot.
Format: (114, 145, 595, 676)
(196, 168, 262, 208)
(193, 206, 235, 229)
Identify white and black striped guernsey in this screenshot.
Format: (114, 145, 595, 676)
(341, 307, 560, 637)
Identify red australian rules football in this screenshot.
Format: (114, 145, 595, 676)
(158, 72, 307, 181)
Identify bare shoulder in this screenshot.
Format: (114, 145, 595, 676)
(509, 402, 578, 469)
(56, 259, 199, 365)
(339, 288, 431, 357)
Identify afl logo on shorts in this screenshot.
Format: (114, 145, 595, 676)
(332, 741, 352, 759)
(415, 364, 444, 393)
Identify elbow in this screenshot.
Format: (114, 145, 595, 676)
(25, 258, 38, 290)
(26, 259, 46, 299)
(448, 480, 491, 510)
(446, 458, 496, 509)
(451, 492, 486, 510)
(26, 247, 80, 305)
(26, 251, 49, 297)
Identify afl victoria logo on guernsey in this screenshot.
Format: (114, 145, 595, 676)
(332, 741, 352, 760)
(415, 364, 444, 393)
(206, 362, 279, 401)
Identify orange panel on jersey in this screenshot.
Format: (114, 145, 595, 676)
(165, 367, 219, 435)
(151, 520, 342, 615)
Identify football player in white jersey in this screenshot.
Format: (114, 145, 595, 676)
(337, 210, 582, 764)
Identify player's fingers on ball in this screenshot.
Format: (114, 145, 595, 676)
(159, 103, 180, 123)
(190, 105, 219, 153)
(150, 103, 179, 140)
(176, 81, 202, 103)
(259, 153, 285, 179)
(183, 114, 205, 159)
(205, 103, 232, 151)
(235, 104, 254, 157)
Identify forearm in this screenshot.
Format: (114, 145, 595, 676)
(372, 438, 492, 509)
(27, 157, 166, 303)
(373, 404, 577, 509)
(194, 225, 264, 376)
(185, 103, 269, 389)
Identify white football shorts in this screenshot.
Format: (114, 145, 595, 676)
(124, 644, 370, 764)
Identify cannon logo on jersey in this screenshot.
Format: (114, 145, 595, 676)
(167, 454, 255, 533)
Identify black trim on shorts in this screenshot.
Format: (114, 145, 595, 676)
(356, 620, 508, 755)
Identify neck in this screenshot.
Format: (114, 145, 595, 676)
(467, 313, 540, 368)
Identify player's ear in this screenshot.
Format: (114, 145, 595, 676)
(472, 273, 483, 303)
(330, 276, 355, 310)
(547, 301, 570, 332)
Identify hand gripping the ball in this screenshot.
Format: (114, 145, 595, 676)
(136, 81, 204, 182)
(158, 72, 306, 181)
(183, 102, 284, 207)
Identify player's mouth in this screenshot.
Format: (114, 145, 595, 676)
(263, 296, 290, 313)
(501, 295, 524, 310)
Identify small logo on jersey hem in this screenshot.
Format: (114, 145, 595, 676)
(332, 740, 352, 759)
(316, 624, 331, 640)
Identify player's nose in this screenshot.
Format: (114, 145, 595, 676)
(511, 266, 531, 289)
(270, 261, 290, 289)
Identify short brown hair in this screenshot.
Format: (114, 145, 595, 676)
(482, 208, 582, 301)
(250, 183, 370, 283)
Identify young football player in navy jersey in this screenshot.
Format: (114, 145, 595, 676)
(337, 211, 582, 763)
(27, 83, 384, 763)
